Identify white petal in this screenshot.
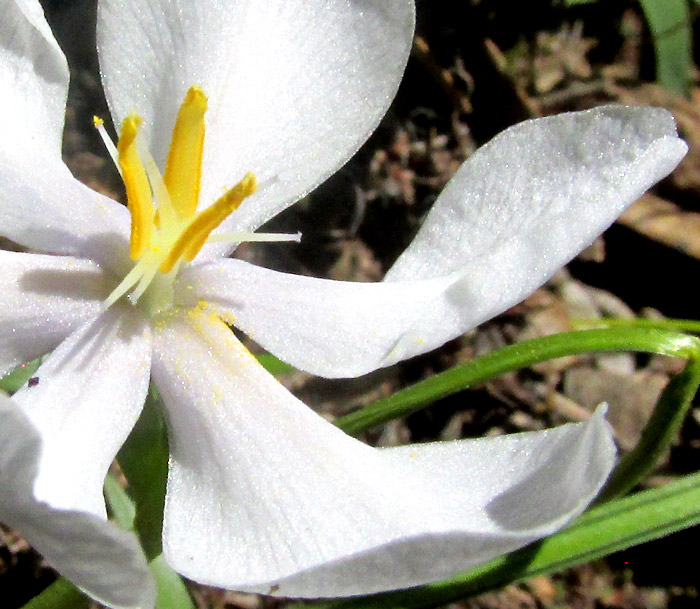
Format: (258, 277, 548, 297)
(0, 147, 131, 272)
(97, 0, 414, 254)
(0, 395, 155, 609)
(176, 258, 455, 377)
(382, 106, 686, 360)
(0, 0, 68, 155)
(181, 106, 687, 377)
(0, 0, 131, 269)
(0, 250, 112, 376)
(152, 310, 615, 597)
(388, 106, 686, 281)
(12, 305, 152, 517)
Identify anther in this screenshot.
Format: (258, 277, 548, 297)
(164, 86, 208, 219)
(118, 115, 155, 259)
(159, 173, 257, 273)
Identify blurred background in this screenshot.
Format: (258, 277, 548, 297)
(2, 1, 700, 607)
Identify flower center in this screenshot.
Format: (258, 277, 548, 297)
(95, 86, 297, 315)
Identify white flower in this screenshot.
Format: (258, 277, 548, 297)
(0, 0, 687, 607)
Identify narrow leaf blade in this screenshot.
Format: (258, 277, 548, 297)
(639, 0, 692, 94)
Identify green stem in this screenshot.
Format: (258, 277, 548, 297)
(577, 317, 700, 334)
(336, 327, 700, 435)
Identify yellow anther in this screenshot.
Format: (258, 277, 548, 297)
(118, 114, 154, 260)
(101, 85, 268, 313)
(159, 173, 257, 273)
(93, 116, 104, 128)
(164, 86, 208, 220)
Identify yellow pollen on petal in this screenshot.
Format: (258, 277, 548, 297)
(118, 114, 154, 260)
(164, 86, 208, 220)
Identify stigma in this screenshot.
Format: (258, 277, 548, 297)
(95, 86, 296, 315)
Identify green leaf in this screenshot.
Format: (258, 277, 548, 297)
(308, 473, 700, 609)
(336, 327, 700, 435)
(578, 316, 700, 334)
(256, 352, 295, 375)
(598, 353, 700, 500)
(104, 472, 136, 530)
(150, 554, 196, 609)
(0, 358, 41, 393)
(117, 385, 169, 560)
(19, 578, 89, 609)
(639, 0, 692, 95)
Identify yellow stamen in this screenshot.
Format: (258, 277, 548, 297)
(118, 115, 154, 260)
(100, 87, 274, 313)
(159, 173, 257, 273)
(164, 86, 208, 220)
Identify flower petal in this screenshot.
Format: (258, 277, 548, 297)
(0, 0, 68, 154)
(12, 305, 152, 517)
(0, 0, 129, 270)
(177, 258, 455, 377)
(180, 106, 687, 377)
(0, 153, 132, 270)
(97, 0, 414, 253)
(386, 106, 687, 283)
(152, 310, 614, 596)
(381, 106, 684, 361)
(0, 0, 131, 269)
(0, 395, 155, 609)
(0, 250, 112, 376)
